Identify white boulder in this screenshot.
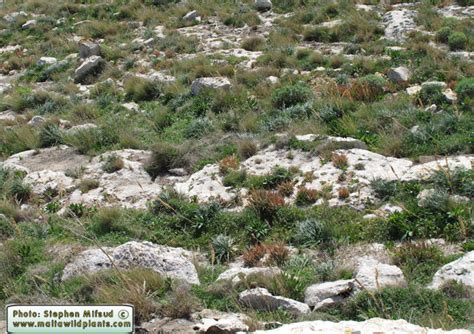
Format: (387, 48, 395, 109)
(191, 77, 232, 95)
(355, 257, 406, 291)
(62, 241, 200, 285)
(429, 251, 474, 292)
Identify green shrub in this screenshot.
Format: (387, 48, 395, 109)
(447, 32, 468, 50)
(271, 83, 313, 108)
(370, 179, 399, 201)
(211, 234, 234, 264)
(455, 0, 474, 5)
(184, 118, 213, 139)
(124, 77, 160, 102)
(436, 27, 452, 43)
(303, 27, 331, 42)
(392, 243, 446, 284)
(455, 77, 474, 103)
(39, 123, 63, 148)
(89, 207, 129, 236)
(294, 219, 332, 247)
(222, 169, 247, 188)
(343, 286, 472, 329)
(419, 83, 447, 105)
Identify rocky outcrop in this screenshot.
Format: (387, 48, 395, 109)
(429, 251, 474, 292)
(304, 279, 354, 310)
(61, 241, 200, 285)
(216, 266, 282, 285)
(139, 309, 251, 334)
(382, 9, 417, 41)
(239, 288, 310, 316)
(354, 257, 406, 291)
(247, 318, 471, 333)
(191, 77, 232, 95)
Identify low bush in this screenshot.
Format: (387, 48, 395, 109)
(350, 74, 387, 102)
(241, 36, 266, 51)
(447, 32, 468, 51)
(455, 77, 474, 104)
(392, 242, 447, 284)
(271, 83, 313, 109)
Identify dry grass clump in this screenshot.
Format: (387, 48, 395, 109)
(295, 186, 319, 206)
(338, 187, 350, 199)
(331, 153, 348, 169)
(243, 243, 289, 267)
(248, 189, 285, 223)
(218, 155, 239, 175)
(238, 140, 258, 160)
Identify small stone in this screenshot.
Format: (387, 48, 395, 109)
(27, 116, 46, 127)
(21, 19, 37, 29)
(387, 66, 410, 84)
(406, 85, 422, 96)
(425, 104, 437, 113)
(37, 57, 58, 66)
(183, 10, 199, 21)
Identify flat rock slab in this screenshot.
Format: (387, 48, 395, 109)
(247, 318, 471, 333)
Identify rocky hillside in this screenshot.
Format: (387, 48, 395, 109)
(0, 0, 473, 333)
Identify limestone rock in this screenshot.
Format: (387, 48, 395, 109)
(183, 10, 200, 21)
(74, 56, 105, 83)
(387, 66, 410, 84)
(37, 56, 58, 66)
(355, 257, 406, 291)
(191, 77, 232, 96)
(248, 318, 471, 333)
(239, 288, 310, 316)
(22, 19, 37, 29)
(62, 241, 200, 285)
(27, 115, 46, 127)
(429, 251, 474, 292)
(216, 266, 282, 285)
(304, 279, 354, 310)
(139, 309, 251, 334)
